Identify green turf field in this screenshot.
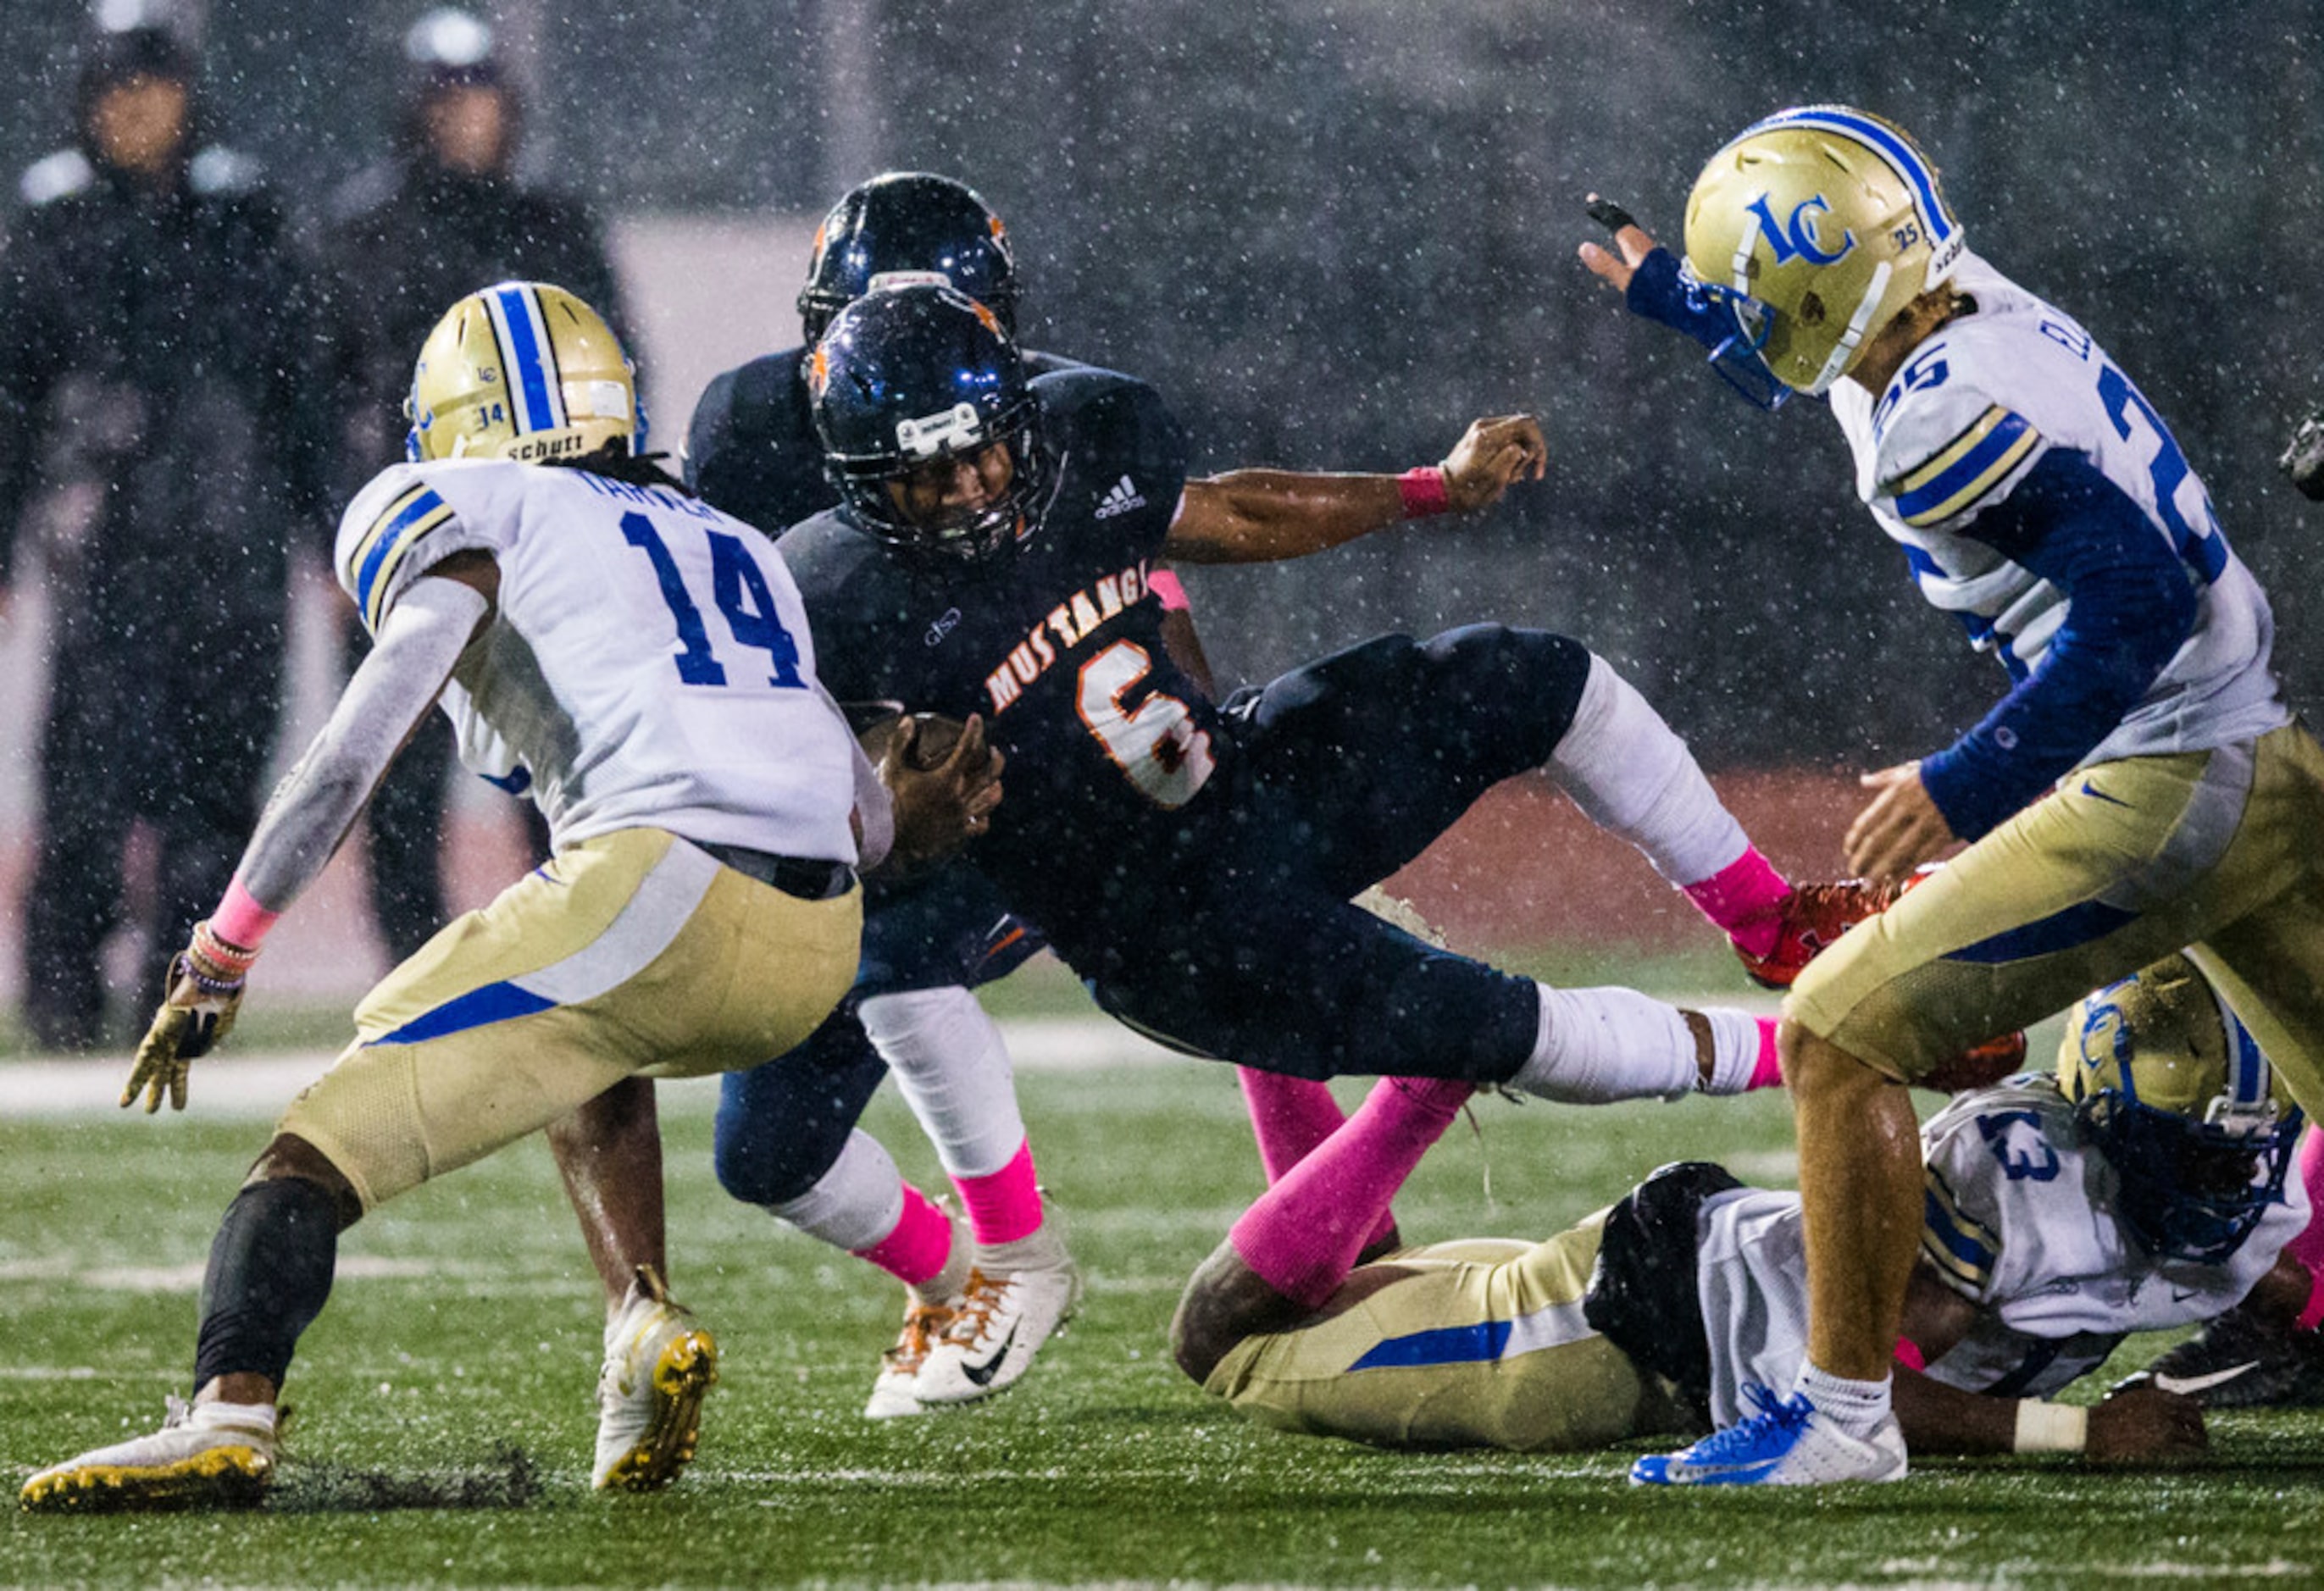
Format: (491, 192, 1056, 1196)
(5, 1024, 2321, 1588)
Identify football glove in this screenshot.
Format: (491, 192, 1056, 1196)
(122, 921, 258, 1113)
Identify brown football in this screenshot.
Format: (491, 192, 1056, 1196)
(860, 711, 966, 772)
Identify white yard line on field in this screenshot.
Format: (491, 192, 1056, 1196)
(0, 1017, 1195, 1120)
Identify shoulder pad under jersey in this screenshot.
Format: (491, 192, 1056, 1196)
(1870, 330, 2045, 531)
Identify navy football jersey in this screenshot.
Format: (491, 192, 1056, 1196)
(686, 346, 1085, 536)
(778, 367, 1217, 950)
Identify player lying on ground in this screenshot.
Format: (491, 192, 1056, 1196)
(1173, 957, 2301, 1470)
(19, 282, 996, 1514)
(1578, 103, 2324, 1486)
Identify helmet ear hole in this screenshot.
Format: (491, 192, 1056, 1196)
(1797, 291, 1828, 328)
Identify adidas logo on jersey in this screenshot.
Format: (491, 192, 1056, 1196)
(1093, 475, 1145, 519)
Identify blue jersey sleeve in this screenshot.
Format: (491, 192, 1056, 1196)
(1624, 247, 1732, 353)
(1916, 448, 2198, 840)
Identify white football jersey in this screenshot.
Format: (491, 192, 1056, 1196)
(1691, 1077, 2304, 1421)
(334, 458, 865, 862)
(1828, 253, 2287, 765)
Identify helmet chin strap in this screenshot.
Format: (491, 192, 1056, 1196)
(1808, 259, 1892, 395)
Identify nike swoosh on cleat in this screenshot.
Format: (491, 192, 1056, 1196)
(2079, 781, 2134, 808)
(960, 1322, 1021, 1389)
(2152, 1361, 2261, 1395)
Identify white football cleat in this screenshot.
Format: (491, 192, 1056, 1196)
(20, 1395, 277, 1512)
(1630, 1383, 1907, 1487)
(593, 1266, 718, 1492)
(862, 1294, 960, 1419)
(915, 1245, 1083, 1406)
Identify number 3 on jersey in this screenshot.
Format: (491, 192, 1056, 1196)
(1078, 640, 1215, 807)
(619, 511, 806, 689)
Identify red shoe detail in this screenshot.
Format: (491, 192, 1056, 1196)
(1736, 879, 1905, 990)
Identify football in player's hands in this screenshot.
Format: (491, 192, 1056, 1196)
(857, 710, 965, 771)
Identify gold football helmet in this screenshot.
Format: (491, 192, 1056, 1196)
(1682, 106, 1966, 402)
(405, 281, 637, 463)
(2056, 956, 2301, 1263)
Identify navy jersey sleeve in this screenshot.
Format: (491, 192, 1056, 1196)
(1916, 448, 2198, 840)
(685, 350, 835, 536)
(1030, 367, 1190, 564)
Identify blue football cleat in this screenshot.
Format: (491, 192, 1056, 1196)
(1631, 1383, 1907, 1486)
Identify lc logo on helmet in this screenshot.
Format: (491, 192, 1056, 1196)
(1746, 191, 1855, 267)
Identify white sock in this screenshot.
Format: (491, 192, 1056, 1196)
(862, 986, 1028, 1179)
(1546, 652, 1750, 889)
(1696, 1007, 1766, 1096)
(1511, 984, 1699, 1103)
(770, 1128, 907, 1253)
(1794, 1361, 1894, 1437)
(191, 1400, 277, 1436)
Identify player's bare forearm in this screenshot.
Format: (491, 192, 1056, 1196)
(1891, 1366, 2019, 1454)
(1160, 607, 1219, 699)
(1163, 415, 1546, 563)
(1164, 470, 1406, 563)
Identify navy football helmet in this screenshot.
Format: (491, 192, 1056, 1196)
(2057, 956, 2304, 1265)
(809, 283, 1044, 563)
(798, 173, 1021, 343)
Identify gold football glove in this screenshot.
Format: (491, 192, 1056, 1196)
(122, 921, 258, 1113)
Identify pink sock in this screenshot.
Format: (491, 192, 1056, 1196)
(951, 1139, 1046, 1246)
(1237, 1067, 1398, 1250)
(1749, 1017, 1784, 1091)
(851, 1184, 956, 1287)
(1683, 845, 1792, 958)
(2291, 1130, 2324, 1331)
(1229, 1077, 1472, 1311)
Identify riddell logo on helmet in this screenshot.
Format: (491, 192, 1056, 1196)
(1746, 192, 1855, 267)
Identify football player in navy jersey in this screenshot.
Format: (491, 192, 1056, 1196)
(663, 172, 1760, 1418)
(736, 282, 1875, 1366)
(1580, 105, 2324, 1486)
(669, 173, 1229, 1415)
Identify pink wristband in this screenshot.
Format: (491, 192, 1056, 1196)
(1398, 466, 1450, 518)
(1892, 1337, 1927, 1372)
(1147, 568, 1191, 613)
(210, 879, 282, 952)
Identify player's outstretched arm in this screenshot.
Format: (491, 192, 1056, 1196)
(1161, 415, 1545, 565)
(122, 559, 496, 1113)
(1890, 1256, 2206, 1461)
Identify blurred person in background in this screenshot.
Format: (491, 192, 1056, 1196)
(0, 14, 329, 1051)
(321, 6, 629, 962)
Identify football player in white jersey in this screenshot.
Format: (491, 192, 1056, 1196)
(20, 282, 993, 1513)
(1176, 958, 2302, 1468)
(1578, 105, 2324, 1484)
